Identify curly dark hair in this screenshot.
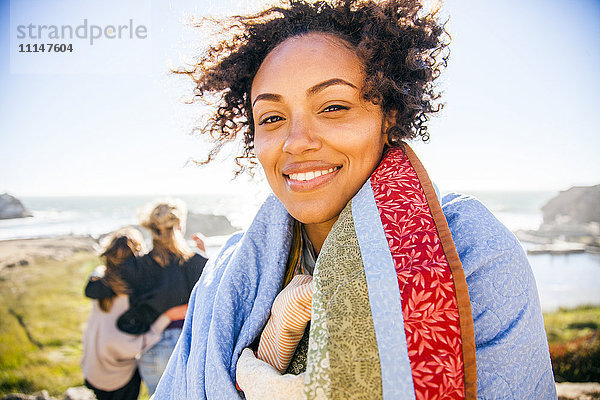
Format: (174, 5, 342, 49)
(175, 0, 450, 175)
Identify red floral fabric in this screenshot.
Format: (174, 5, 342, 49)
(371, 148, 465, 400)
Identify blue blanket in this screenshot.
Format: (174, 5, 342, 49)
(153, 193, 556, 399)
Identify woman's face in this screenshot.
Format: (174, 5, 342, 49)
(251, 33, 387, 242)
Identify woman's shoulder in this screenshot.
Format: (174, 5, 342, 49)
(86, 294, 130, 320)
(181, 253, 209, 282)
(441, 192, 536, 330)
(185, 252, 208, 267)
(441, 192, 499, 222)
(440, 191, 527, 290)
(187, 251, 208, 261)
(117, 254, 143, 277)
(441, 192, 521, 258)
(120, 254, 138, 267)
(136, 251, 156, 264)
(108, 294, 130, 313)
(135, 252, 166, 272)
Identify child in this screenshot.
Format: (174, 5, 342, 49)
(81, 227, 186, 400)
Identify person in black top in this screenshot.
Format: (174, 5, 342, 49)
(85, 199, 208, 395)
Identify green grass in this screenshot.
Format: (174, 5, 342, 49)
(0, 252, 100, 396)
(544, 305, 600, 382)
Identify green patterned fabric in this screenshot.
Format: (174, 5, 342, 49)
(286, 323, 310, 375)
(304, 202, 383, 399)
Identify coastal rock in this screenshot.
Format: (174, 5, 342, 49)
(0, 193, 32, 220)
(542, 185, 600, 227)
(185, 212, 240, 237)
(516, 184, 600, 254)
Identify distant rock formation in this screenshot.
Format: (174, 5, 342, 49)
(0, 193, 32, 220)
(185, 212, 240, 237)
(542, 184, 600, 227)
(516, 184, 600, 254)
(539, 185, 600, 241)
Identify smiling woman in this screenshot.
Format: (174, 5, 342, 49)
(156, 1, 557, 399)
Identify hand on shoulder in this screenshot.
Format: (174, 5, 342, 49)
(164, 304, 188, 321)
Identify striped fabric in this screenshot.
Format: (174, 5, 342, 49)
(257, 274, 313, 373)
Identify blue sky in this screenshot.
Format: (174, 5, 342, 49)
(1, 0, 599, 196)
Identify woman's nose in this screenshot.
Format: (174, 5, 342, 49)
(282, 115, 321, 154)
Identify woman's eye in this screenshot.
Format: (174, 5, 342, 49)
(322, 104, 349, 113)
(258, 115, 284, 125)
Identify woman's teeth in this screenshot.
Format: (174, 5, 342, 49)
(288, 167, 337, 181)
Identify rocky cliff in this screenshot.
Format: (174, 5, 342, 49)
(542, 184, 600, 227)
(516, 184, 600, 254)
(185, 212, 240, 237)
(0, 193, 32, 219)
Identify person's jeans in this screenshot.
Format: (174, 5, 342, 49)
(138, 328, 182, 395)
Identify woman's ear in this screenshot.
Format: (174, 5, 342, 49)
(382, 110, 398, 145)
(383, 110, 398, 131)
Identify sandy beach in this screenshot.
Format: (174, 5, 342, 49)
(0, 235, 97, 271)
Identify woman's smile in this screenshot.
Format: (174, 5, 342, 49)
(283, 163, 341, 191)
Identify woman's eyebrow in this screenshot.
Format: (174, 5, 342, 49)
(252, 78, 356, 107)
(252, 93, 283, 107)
(307, 78, 357, 96)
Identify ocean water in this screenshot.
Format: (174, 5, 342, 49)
(529, 252, 600, 312)
(1, 190, 598, 311)
(0, 194, 267, 241)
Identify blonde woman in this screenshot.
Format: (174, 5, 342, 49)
(85, 200, 208, 395)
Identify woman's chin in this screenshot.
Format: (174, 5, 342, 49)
(285, 202, 343, 228)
